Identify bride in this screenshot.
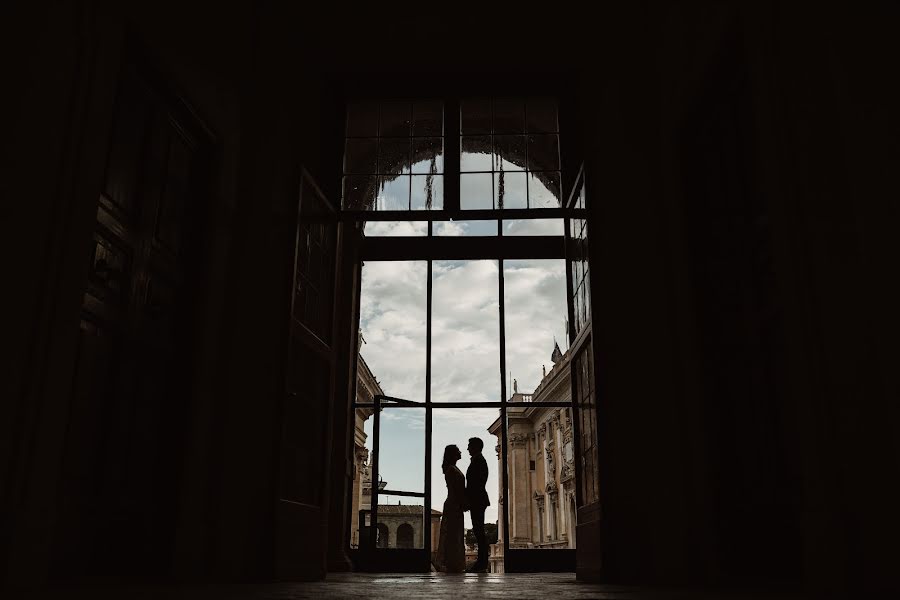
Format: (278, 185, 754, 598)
(434, 444, 466, 573)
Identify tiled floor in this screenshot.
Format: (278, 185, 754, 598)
(10, 573, 799, 600)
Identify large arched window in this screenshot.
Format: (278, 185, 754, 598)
(342, 98, 562, 214)
(346, 96, 585, 574)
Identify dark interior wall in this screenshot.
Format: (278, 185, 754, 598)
(575, 1, 900, 593)
(0, 2, 120, 583)
(0, 0, 259, 583)
(750, 4, 900, 593)
(121, 2, 254, 581)
(1, 0, 346, 585)
(575, 5, 717, 584)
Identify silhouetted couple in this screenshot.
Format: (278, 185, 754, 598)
(435, 437, 490, 573)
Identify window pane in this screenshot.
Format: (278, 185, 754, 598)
(359, 261, 427, 400)
(411, 137, 444, 174)
(433, 220, 499, 236)
(460, 173, 493, 210)
(378, 138, 411, 175)
(344, 100, 445, 213)
(377, 176, 410, 210)
(376, 406, 426, 549)
(432, 408, 501, 533)
(378, 407, 425, 493)
(431, 260, 500, 402)
(411, 174, 443, 210)
(461, 136, 492, 172)
(343, 175, 377, 210)
(527, 135, 560, 171)
(503, 259, 570, 402)
(502, 219, 564, 236)
(528, 172, 561, 208)
(494, 172, 527, 209)
(494, 135, 527, 172)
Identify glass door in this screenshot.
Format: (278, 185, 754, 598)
(367, 394, 431, 571)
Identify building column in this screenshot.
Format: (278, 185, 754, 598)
(509, 433, 530, 542)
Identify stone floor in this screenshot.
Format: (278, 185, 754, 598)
(281, 573, 778, 599)
(10, 573, 799, 600)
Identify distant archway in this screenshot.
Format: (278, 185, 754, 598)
(396, 523, 414, 549)
(376, 523, 389, 548)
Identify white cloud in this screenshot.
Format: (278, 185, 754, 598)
(365, 221, 428, 236)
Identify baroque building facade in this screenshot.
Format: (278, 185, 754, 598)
(487, 343, 578, 573)
(349, 351, 380, 550)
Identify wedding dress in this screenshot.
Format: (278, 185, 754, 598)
(434, 465, 466, 572)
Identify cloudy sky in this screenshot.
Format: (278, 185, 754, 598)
(358, 234, 569, 530)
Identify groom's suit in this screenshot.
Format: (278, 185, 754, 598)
(466, 452, 490, 568)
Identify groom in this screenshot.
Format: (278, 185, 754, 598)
(465, 437, 490, 572)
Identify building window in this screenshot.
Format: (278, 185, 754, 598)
(549, 499, 557, 541)
(538, 505, 544, 542)
(529, 460, 536, 471)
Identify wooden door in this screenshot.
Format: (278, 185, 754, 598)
(276, 170, 340, 580)
(54, 62, 208, 578)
